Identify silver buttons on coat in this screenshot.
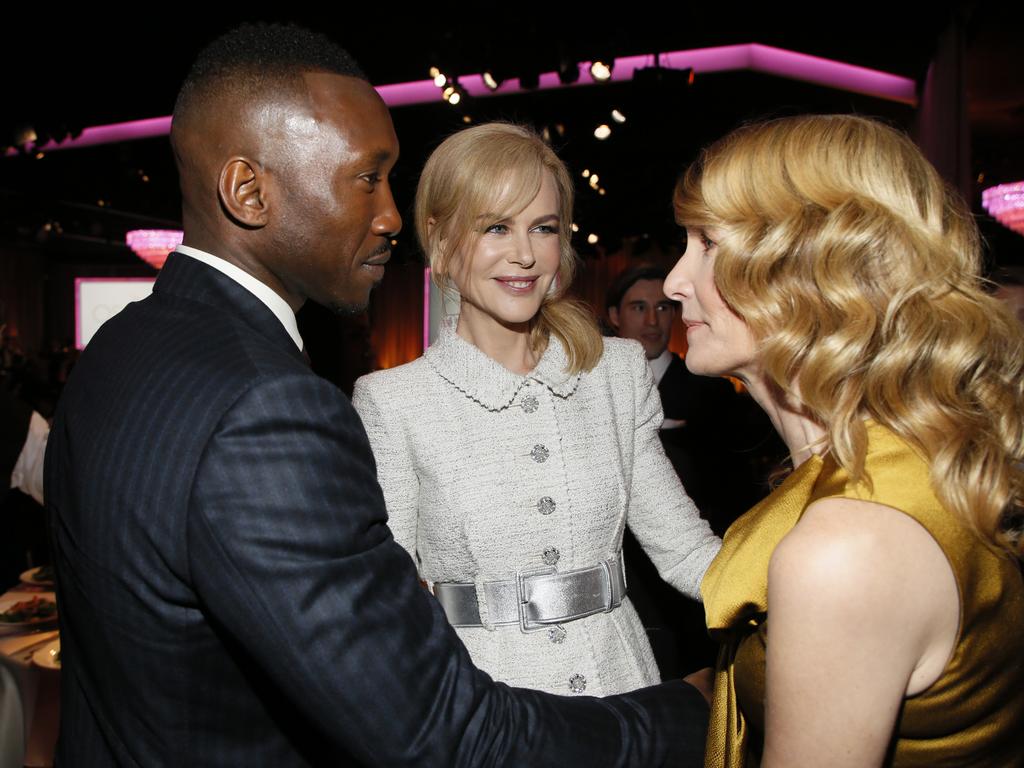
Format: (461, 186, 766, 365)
(537, 496, 556, 515)
(568, 673, 586, 694)
(531, 445, 549, 463)
(548, 626, 566, 644)
(542, 547, 560, 566)
(521, 395, 539, 414)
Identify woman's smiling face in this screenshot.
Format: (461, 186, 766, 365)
(452, 171, 562, 331)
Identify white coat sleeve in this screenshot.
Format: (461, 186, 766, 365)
(351, 376, 421, 570)
(624, 346, 722, 600)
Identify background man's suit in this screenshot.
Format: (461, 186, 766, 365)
(45, 252, 707, 766)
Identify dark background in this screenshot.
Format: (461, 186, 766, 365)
(1, 2, 1021, 397)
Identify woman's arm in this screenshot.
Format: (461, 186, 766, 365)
(351, 376, 421, 564)
(762, 497, 959, 768)
(622, 343, 721, 599)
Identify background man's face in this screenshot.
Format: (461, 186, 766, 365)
(609, 278, 676, 360)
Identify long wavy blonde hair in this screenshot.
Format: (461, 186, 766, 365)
(415, 122, 602, 373)
(675, 114, 1024, 557)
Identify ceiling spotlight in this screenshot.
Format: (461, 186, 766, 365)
(582, 169, 590, 178)
(589, 174, 600, 188)
(598, 188, 606, 196)
(482, 71, 501, 91)
(462, 115, 472, 124)
(442, 84, 464, 105)
(611, 109, 626, 124)
(558, 58, 580, 85)
(431, 67, 448, 87)
(587, 233, 599, 245)
(15, 125, 38, 148)
(590, 60, 613, 81)
(571, 223, 580, 233)
(594, 124, 612, 140)
(519, 69, 540, 90)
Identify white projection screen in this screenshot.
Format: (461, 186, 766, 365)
(75, 277, 156, 349)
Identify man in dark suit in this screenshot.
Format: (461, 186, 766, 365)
(45, 24, 708, 766)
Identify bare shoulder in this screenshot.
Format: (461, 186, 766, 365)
(772, 497, 950, 588)
(769, 495, 959, 694)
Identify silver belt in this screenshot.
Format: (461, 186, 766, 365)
(432, 556, 626, 633)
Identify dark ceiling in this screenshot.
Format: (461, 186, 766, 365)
(1, 3, 1021, 267)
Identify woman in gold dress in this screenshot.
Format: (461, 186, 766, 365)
(664, 114, 1024, 767)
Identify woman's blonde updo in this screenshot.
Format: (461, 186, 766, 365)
(675, 114, 1024, 557)
(415, 122, 602, 373)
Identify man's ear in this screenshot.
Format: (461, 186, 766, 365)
(218, 157, 270, 228)
(608, 305, 620, 330)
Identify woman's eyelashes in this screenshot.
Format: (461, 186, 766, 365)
(483, 221, 559, 235)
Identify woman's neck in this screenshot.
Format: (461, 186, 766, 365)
(743, 373, 827, 468)
(456, 303, 537, 375)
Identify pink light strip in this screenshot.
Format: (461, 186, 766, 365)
(6, 43, 917, 156)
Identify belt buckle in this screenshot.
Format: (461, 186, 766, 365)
(515, 565, 556, 633)
(600, 559, 615, 613)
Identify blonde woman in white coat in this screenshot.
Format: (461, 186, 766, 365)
(353, 123, 720, 697)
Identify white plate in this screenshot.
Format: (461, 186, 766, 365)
(19, 567, 55, 587)
(0, 594, 58, 635)
(32, 638, 61, 670)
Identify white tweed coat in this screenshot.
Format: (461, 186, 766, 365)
(352, 322, 721, 696)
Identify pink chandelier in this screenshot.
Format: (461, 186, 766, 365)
(982, 182, 1024, 236)
(126, 229, 183, 269)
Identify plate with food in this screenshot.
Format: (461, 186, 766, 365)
(0, 595, 58, 634)
(31, 638, 61, 670)
(19, 565, 56, 587)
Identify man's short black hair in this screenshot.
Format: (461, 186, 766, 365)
(605, 263, 674, 311)
(173, 23, 366, 125)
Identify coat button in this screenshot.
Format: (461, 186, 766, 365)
(548, 626, 566, 644)
(530, 445, 549, 463)
(522, 395, 539, 414)
(568, 673, 586, 694)
(537, 496, 556, 515)
(542, 547, 560, 566)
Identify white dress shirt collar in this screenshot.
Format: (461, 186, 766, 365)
(175, 245, 303, 350)
(649, 349, 673, 386)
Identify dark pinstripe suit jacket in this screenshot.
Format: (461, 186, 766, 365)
(45, 252, 707, 766)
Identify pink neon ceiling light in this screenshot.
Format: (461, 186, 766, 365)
(7, 43, 916, 156)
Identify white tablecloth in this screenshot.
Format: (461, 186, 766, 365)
(0, 587, 59, 768)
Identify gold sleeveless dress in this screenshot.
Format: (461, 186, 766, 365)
(702, 423, 1024, 767)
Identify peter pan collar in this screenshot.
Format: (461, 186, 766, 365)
(425, 318, 582, 411)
